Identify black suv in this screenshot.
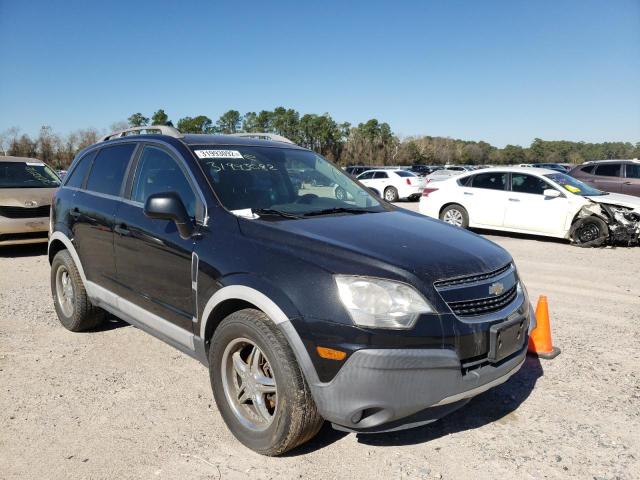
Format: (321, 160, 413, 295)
(49, 126, 534, 455)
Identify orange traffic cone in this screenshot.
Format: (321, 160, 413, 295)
(527, 295, 561, 359)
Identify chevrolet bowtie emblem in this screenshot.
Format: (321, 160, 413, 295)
(489, 282, 504, 296)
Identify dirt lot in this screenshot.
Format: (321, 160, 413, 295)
(1, 208, 639, 479)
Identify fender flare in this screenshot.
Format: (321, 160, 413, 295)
(199, 284, 321, 385)
(48, 231, 87, 285)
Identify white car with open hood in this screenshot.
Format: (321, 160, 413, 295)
(419, 167, 640, 247)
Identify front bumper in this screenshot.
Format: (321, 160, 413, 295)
(310, 337, 527, 433)
(0, 216, 49, 246)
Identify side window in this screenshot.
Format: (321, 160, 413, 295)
(374, 171, 388, 179)
(358, 171, 374, 180)
(511, 173, 549, 195)
(471, 172, 507, 190)
(595, 163, 621, 177)
(132, 146, 197, 217)
(86, 144, 135, 196)
(625, 164, 640, 179)
(65, 150, 96, 188)
(580, 165, 595, 174)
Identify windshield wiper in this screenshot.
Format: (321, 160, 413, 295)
(302, 207, 377, 217)
(253, 208, 304, 219)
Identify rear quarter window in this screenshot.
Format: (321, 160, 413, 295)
(85, 144, 136, 196)
(65, 150, 97, 188)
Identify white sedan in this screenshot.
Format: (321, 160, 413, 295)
(419, 167, 640, 246)
(357, 169, 425, 202)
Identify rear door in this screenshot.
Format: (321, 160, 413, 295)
(622, 163, 640, 197)
(71, 143, 136, 293)
(114, 144, 199, 332)
(504, 173, 569, 235)
(592, 163, 623, 193)
(464, 171, 509, 227)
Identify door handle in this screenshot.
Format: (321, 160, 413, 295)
(70, 208, 81, 219)
(508, 198, 520, 202)
(623, 181, 632, 185)
(464, 192, 474, 196)
(114, 223, 131, 236)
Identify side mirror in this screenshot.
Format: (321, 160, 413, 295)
(144, 192, 193, 239)
(543, 189, 561, 198)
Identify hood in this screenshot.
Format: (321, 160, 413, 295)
(586, 192, 640, 212)
(0, 187, 58, 207)
(239, 209, 512, 283)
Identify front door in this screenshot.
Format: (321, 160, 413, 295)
(504, 173, 569, 235)
(114, 144, 199, 332)
(592, 163, 623, 193)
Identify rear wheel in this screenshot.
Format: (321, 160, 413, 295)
(51, 250, 105, 332)
(384, 186, 399, 202)
(210, 309, 324, 455)
(440, 204, 469, 228)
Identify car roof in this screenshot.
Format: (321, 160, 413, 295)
(98, 133, 307, 150)
(0, 155, 44, 164)
(583, 158, 639, 164)
(459, 166, 560, 176)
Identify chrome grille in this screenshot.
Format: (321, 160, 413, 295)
(447, 284, 518, 317)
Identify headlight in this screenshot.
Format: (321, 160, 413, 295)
(335, 275, 435, 329)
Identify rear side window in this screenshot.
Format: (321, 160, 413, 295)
(395, 171, 415, 178)
(86, 144, 135, 196)
(131, 146, 197, 217)
(595, 163, 621, 177)
(373, 171, 388, 179)
(625, 164, 640, 179)
(65, 151, 96, 188)
(511, 173, 549, 195)
(470, 172, 506, 190)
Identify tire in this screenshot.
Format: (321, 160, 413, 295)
(209, 309, 324, 456)
(384, 186, 399, 202)
(51, 249, 105, 332)
(440, 204, 469, 229)
(570, 216, 608, 247)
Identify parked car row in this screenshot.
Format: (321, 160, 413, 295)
(419, 166, 640, 247)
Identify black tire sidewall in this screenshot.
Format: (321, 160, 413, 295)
(51, 251, 80, 330)
(209, 312, 298, 453)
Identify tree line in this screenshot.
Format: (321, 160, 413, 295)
(1, 107, 638, 169)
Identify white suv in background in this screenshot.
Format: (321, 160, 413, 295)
(356, 169, 424, 201)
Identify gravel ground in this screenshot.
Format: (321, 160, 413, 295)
(1, 207, 639, 479)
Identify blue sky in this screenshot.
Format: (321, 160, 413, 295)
(1, 0, 638, 147)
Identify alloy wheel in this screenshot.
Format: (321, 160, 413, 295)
(221, 338, 278, 431)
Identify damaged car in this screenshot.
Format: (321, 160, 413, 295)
(419, 167, 640, 247)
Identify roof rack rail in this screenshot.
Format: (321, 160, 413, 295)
(227, 132, 295, 144)
(99, 125, 183, 142)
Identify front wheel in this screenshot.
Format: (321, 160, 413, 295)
(209, 309, 324, 456)
(440, 204, 469, 228)
(570, 216, 608, 247)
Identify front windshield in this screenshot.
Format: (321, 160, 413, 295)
(193, 146, 384, 217)
(544, 173, 604, 196)
(0, 162, 61, 189)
